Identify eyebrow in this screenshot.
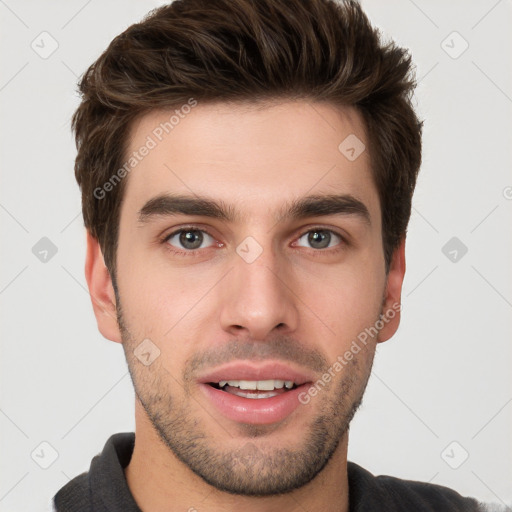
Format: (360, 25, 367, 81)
(137, 193, 371, 226)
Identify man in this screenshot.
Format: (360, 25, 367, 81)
(53, 0, 489, 510)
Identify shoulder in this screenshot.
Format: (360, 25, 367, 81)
(52, 433, 137, 512)
(347, 461, 484, 511)
(53, 472, 91, 512)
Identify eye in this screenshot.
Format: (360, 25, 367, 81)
(164, 228, 216, 252)
(161, 226, 345, 256)
(295, 228, 343, 250)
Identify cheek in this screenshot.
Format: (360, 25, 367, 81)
(301, 257, 384, 315)
(295, 267, 385, 362)
(116, 247, 220, 344)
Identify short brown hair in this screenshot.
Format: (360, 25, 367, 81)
(72, 0, 422, 283)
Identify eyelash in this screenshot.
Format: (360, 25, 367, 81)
(160, 225, 348, 258)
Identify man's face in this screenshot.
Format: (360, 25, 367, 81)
(107, 101, 400, 495)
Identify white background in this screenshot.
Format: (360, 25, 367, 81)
(0, 0, 511, 510)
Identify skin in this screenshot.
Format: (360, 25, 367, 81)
(85, 100, 406, 512)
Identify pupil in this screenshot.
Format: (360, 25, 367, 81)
(309, 230, 330, 249)
(180, 230, 203, 249)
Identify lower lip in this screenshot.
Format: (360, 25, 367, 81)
(199, 383, 309, 425)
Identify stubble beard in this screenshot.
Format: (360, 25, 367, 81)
(117, 301, 376, 496)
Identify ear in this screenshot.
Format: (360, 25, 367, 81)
(84, 231, 122, 344)
(377, 238, 406, 343)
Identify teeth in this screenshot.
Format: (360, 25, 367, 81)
(217, 379, 295, 390)
(255, 379, 274, 390)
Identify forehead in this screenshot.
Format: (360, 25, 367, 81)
(120, 100, 379, 225)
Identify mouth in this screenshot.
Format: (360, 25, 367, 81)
(197, 362, 314, 425)
(208, 379, 299, 399)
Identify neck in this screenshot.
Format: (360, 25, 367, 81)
(125, 404, 350, 512)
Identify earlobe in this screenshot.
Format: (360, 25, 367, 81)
(378, 238, 406, 343)
(84, 231, 122, 344)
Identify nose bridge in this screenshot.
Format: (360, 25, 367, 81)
(219, 234, 298, 338)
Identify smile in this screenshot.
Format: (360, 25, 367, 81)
(210, 379, 298, 399)
(197, 362, 314, 425)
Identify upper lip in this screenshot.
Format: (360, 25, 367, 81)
(197, 361, 315, 386)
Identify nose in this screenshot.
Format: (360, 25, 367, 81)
(219, 241, 299, 341)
